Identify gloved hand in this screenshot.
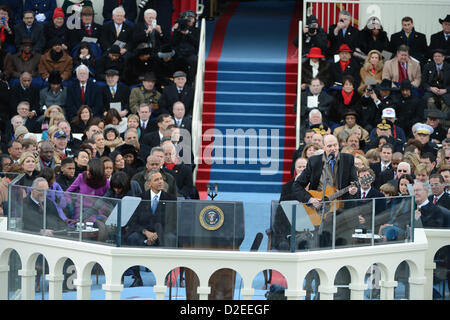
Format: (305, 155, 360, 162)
(35, 13, 46, 23)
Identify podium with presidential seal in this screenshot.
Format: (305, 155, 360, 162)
(176, 200, 245, 300)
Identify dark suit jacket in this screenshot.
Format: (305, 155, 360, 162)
(301, 59, 332, 88)
(22, 194, 66, 233)
(173, 115, 192, 133)
(163, 163, 197, 199)
(327, 24, 361, 56)
(330, 58, 361, 87)
(14, 22, 45, 53)
(370, 162, 392, 189)
(429, 193, 450, 210)
(347, 187, 386, 214)
(418, 202, 444, 228)
(159, 83, 194, 116)
(68, 22, 102, 51)
(65, 80, 103, 120)
(124, 190, 177, 243)
(101, 83, 131, 114)
(292, 152, 357, 203)
(99, 21, 133, 52)
(9, 84, 40, 118)
(300, 90, 334, 120)
(141, 128, 161, 148)
(421, 61, 450, 105)
(429, 31, 450, 60)
(390, 29, 428, 64)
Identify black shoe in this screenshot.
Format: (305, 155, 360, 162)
(130, 275, 143, 287)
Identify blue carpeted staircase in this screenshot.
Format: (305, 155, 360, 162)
(196, 1, 299, 197)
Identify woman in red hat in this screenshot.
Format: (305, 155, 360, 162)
(301, 46, 332, 90)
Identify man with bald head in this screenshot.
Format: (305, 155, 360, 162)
(293, 134, 358, 207)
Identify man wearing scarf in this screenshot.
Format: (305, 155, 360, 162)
(4, 37, 40, 82)
(331, 44, 361, 88)
(38, 37, 73, 82)
(390, 16, 427, 65)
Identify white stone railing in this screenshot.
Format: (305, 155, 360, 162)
(1, 219, 445, 300)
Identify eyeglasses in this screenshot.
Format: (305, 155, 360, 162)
(446, 157, 450, 160)
(397, 169, 408, 173)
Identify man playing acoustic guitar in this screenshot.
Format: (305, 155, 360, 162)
(292, 134, 358, 207)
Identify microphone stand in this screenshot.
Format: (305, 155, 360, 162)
(316, 154, 334, 248)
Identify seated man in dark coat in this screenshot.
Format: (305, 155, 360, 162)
(9, 71, 40, 119)
(299, 77, 334, 122)
(99, 6, 133, 56)
(429, 173, 450, 210)
(327, 10, 361, 58)
(389, 16, 428, 65)
(22, 177, 67, 234)
(124, 169, 177, 286)
(414, 181, 444, 228)
(65, 64, 103, 120)
(95, 45, 125, 82)
(422, 49, 450, 114)
(159, 71, 194, 116)
(429, 15, 450, 62)
(102, 0, 137, 23)
(101, 68, 130, 117)
(14, 10, 45, 54)
(330, 44, 361, 88)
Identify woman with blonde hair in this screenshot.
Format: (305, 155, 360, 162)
(301, 143, 321, 159)
(354, 154, 369, 169)
(41, 105, 64, 131)
(358, 49, 384, 95)
(42, 112, 66, 140)
(18, 152, 40, 187)
(403, 151, 420, 173)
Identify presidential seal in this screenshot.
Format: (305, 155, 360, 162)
(199, 205, 224, 231)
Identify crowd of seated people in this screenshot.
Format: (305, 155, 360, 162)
(288, 11, 450, 246)
(0, 3, 199, 248)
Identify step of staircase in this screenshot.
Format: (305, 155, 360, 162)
(204, 91, 297, 104)
(205, 79, 297, 93)
(205, 70, 298, 82)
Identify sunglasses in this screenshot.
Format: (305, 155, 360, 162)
(397, 169, 408, 173)
(446, 157, 450, 160)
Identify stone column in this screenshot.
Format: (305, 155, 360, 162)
(103, 283, 124, 300)
(74, 278, 92, 300)
(349, 283, 367, 300)
(240, 287, 254, 300)
(379, 280, 397, 300)
(46, 274, 64, 300)
(318, 285, 337, 300)
(18, 269, 36, 300)
(0, 265, 9, 300)
(408, 276, 426, 300)
(153, 285, 167, 300)
(197, 286, 211, 300)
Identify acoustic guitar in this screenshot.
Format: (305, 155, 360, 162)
(302, 174, 375, 226)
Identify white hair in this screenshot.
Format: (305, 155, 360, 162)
(75, 64, 89, 76)
(144, 9, 157, 18)
(112, 6, 126, 16)
(398, 161, 411, 173)
(309, 108, 322, 120)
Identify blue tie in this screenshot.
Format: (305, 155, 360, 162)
(151, 195, 159, 214)
(329, 159, 336, 173)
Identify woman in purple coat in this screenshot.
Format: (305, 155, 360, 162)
(66, 158, 111, 241)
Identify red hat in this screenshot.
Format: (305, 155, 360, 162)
(338, 44, 353, 53)
(306, 47, 325, 58)
(53, 7, 65, 20)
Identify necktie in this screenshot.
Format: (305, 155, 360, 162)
(151, 195, 159, 214)
(85, 24, 92, 36)
(362, 192, 366, 199)
(142, 121, 146, 131)
(116, 25, 121, 37)
(111, 87, 115, 98)
(433, 196, 438, 205)
(81, 85, 85, 103)
(329, 159, 336, 173)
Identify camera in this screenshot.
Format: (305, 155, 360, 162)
(138, 0, 149, 9)
(308, 25, 317, 34)
(176, 17, 190, 32)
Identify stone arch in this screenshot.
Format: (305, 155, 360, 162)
(208, 267, 241, 300)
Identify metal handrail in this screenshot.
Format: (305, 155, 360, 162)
(192, 18, 206, 183)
